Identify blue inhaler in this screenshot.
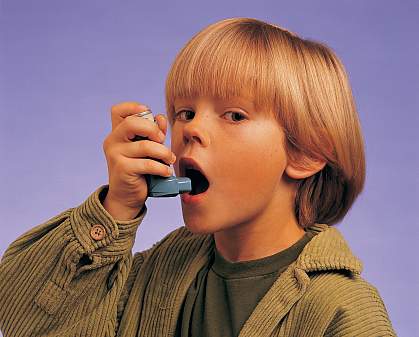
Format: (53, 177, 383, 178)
(131, 110, 192, 197)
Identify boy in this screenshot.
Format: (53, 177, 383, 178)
(0, 17, 396, 336)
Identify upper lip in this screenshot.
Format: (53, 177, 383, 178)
(178, 157, 208, 181)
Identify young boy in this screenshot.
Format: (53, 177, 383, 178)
(0, 18, 396, 336)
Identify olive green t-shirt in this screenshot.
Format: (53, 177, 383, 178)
(176, 229, 316, 337)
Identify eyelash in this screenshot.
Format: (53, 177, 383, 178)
(174, 110, 247, 123)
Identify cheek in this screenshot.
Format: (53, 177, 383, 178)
(219, 135, 286, 194)
(170, 128, 180, 152)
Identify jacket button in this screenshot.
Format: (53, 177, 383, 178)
(90, 224, 106, 241)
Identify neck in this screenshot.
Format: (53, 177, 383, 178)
(213, 199, 305, 263)
(214, 221, 305, 263)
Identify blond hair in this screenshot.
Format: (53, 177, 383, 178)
(165, 17, 366, 228)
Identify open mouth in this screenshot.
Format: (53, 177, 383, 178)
(185, 168, 210, 195)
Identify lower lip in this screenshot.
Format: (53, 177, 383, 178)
(181, 190, 208, 204)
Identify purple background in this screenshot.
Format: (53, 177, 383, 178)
(1, 1, 418, 335)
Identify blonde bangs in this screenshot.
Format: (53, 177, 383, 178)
(165, 20, 283, 120)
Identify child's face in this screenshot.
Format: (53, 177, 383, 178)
(171, 95, 296, 234)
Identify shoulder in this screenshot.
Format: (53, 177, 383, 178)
(298, 270, 397, 336)
(291, 224, 396, 335)
(303, 269, 384, 307)
(298, 223, 388, 310)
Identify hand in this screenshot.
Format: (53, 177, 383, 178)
(102, 101, 176, 220)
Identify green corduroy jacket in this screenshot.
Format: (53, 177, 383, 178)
(0, 185, 396, 336)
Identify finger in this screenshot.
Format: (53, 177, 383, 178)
(117, 114, 164, 144)
(124, 157, 173, 177)
(110, 101, 150, 131)
(120, 140, 176, 165)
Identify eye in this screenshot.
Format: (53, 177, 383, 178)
(173, 110, 247, 123)
(224, 111, 247, 122)
(174, 110, 195, 121)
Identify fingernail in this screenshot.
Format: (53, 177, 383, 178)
(171, 153, 176, 163)
(167, 166, 173, 175)
(158, 131, 165, 141)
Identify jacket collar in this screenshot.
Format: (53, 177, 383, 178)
(295, 223, 363, 275)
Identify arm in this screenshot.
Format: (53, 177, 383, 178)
(0, 185, 147, 337)
(324, 281, 397, 337)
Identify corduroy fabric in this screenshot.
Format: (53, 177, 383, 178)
(0, 185, 396, 336)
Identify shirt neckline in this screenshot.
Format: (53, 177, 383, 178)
(211, 229, 315, 280)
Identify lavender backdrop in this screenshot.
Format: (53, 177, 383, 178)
(1, 0, 418, 335)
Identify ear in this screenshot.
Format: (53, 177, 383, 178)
(285, 158, 327, 180)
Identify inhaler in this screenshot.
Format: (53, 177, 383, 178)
(131, 110, 192, 197)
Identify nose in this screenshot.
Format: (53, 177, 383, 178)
(182, 114, 211, 147)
